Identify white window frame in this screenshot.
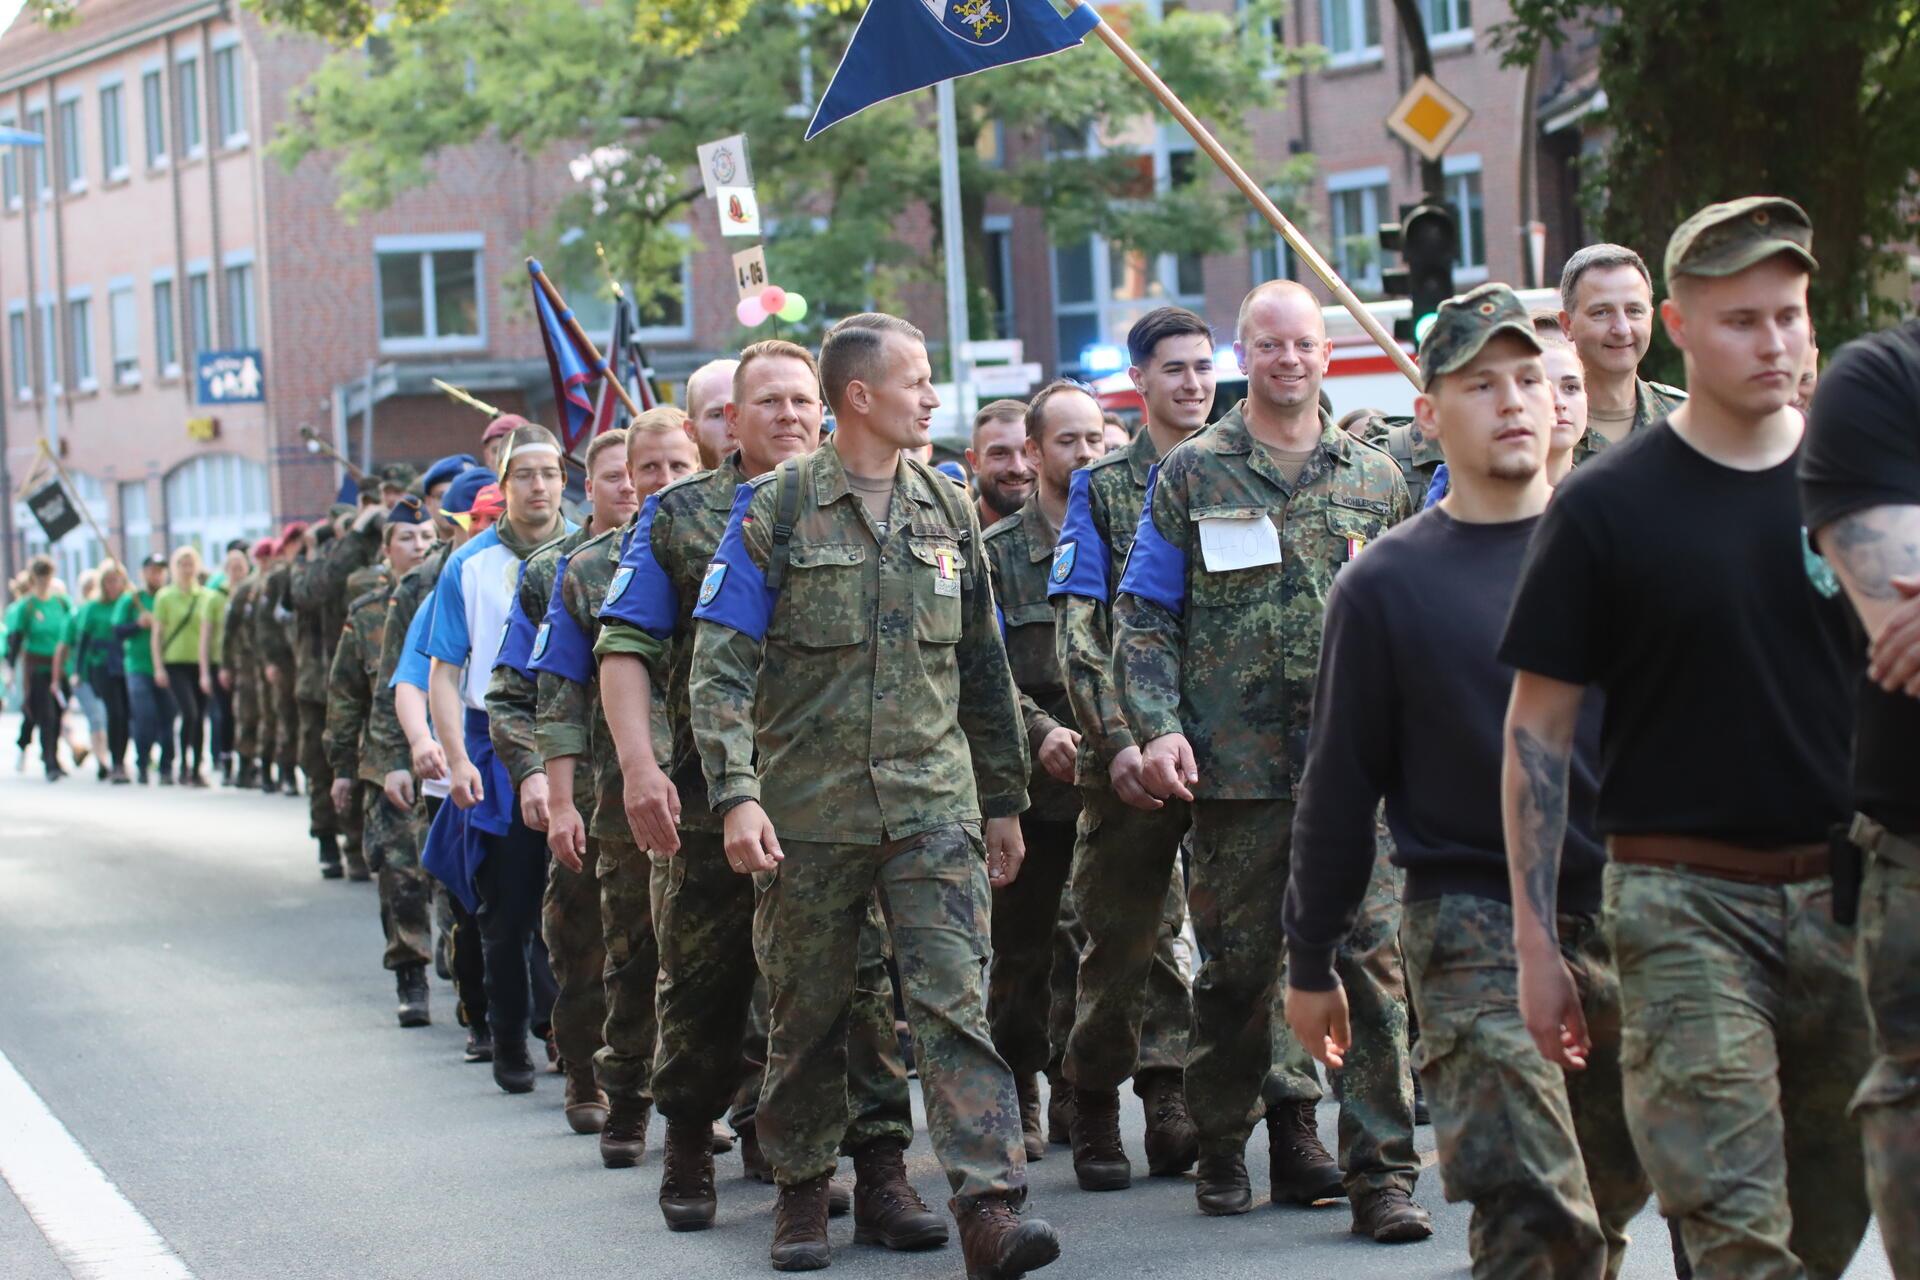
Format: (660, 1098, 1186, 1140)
(1327, 166, 1391, 294)
(1320, 0, 1383, 68)
(1443, 153, 1487, 283)
(8, 301, 30, 401)
(0, 112, 18, 211)
(152, 267, 180, 378)
(639, 222, 694, 342)
(175, 49, 204, 159)
(141, 62, 169, 170)
(66, 285, 97, 392)
(222, 248, 257, 348)
(55, 90, 84, 194)
(97, 76, 128, 183)
(982, 213, 1015, 339)
(210, 33, 248, 148)
(373, 232, 487, 354)
(108, 276, 140, 387)
(1423, 0, 1473, 49)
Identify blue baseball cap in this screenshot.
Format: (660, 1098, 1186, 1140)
(935, 460, 968, 484)
(421, 453, 479, 495)
(441, 466, 499, 516)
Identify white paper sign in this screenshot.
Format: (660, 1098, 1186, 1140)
(1197, 515, 1281, 573)
(732, 246, 769, 300)
(696, 134, 753, 199)
(716, 185, 762, 238)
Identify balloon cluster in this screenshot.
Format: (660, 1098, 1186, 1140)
(737, 284, 809, 327)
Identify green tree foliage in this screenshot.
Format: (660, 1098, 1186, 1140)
(1495, 0, 1920, 355)
(267, 0, 1307, 345)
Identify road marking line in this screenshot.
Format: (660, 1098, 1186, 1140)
(0, 1047, 198, 1279)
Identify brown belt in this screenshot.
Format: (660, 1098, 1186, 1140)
(1609, 835, 1830, 885)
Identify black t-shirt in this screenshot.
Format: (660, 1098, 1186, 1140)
(1285, 508, 1606, 991)
(1500, 422, 1854, 847)
(1800, 319, 1920, 834)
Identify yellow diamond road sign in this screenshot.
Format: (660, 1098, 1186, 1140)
(1386, 74, 1472, 162)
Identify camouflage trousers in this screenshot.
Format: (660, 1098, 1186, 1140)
(1853, 854, 1920, 1280)
(543, 847, 607, 1075)
(1062, 788, 1206, 1093)
(1604, 863, 1871, 1280)
(1294, 832, 1418, 1196)
(758, 822, 1021, 1199)
(267, 673, 298, 772)
(297, 698, 338, 839)
(362, 782, 433, 971)
(593, 835, 658, 1108)
(730, 976, 771, 1131)
(231, 673, 259, 759)
(1403, 894, 1650, 1279)
(989, 817, 1077, 1079)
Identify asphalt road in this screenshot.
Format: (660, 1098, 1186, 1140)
(0, 734, 1892, 1280)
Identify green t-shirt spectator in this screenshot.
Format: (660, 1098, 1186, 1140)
(67, 598, 120, 682)
(113, 590, 157, 677)
(7, 593, 74, 662)
(202, 573, 232, 666)
(152, 584, 206, 666)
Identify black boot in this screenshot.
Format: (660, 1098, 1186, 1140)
(1194, 1151, 1252, 1217)
(1068, 1087, 1131, 1191)
(259, 763, 277, 794)
(1016, 1074, 1045, 1161)
(318, 834, 343, 879)
(1045, 1074, 1073, 1147)
(1136, 1069, 1198, 1177)
(1267, 1099, 1344, 1205)
(491, 1026, 536, 1094)
(659, 1119, 717, 1231)
(395, 963, 430, 1028)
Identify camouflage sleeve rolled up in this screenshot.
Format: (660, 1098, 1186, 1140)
(324, 620, 368, 781)
(1112, 465, 1191, 750)
(688, 484, 776, 812)
(955, 506, 1030, 819)
(1055, 594, 1131, 769)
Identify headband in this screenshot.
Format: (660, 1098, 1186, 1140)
(505, 441, 561, 464)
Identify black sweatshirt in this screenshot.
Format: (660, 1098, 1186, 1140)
(1284, 506, 1604, 992)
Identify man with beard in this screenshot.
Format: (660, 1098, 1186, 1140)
(968, 399, 1037, 529)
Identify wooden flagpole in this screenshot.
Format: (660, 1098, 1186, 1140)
(1072, 1, 1423, 388)
(297, 425, 368, 483)
(30, 437, 150, 615)
(430, 378, 504, 420)
(527, 258, 644, 418)
(596, 243, 664, 412)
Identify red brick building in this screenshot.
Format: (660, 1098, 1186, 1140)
(1, 0, 1587, 584)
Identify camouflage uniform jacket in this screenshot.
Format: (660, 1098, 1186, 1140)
(1114, 402, 1412, 800)
(223, 573, 261, 683)
(318, 521, 382, 652)
(1047, 424, 1167, 789)
(593, 458, 751, 834)
(485, 525, 594, 789)
(536, 518, 669, 841)
(984, 495, 1079, 824)
(688, 445, 1030, 845)
(324, 569, 393, 785)
(288, 552, 333, 703)
(253, 562, 295, 673)
(364, 541, 450, 781)
(1365, 415, 1447, 504)
(1570, 376, 1686, 466)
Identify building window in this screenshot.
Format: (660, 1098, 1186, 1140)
(1444, 155, 1487, 279)
(109, 283, 139, 386)
(1, 115, 16, 208)
(1251, 214, 1301, 285)
(186, 268, 211, 359)
(1321, 0, 1381, 63)
(152, 275, 178, 375)
(120, 480, 153, 563)
(1328, 168, 1390, 294)
(983, 216, 1014, 341)
(36, 300, 59, 393)
(224, 260, 256, 348)
(164, 454, 272, 554)
(374, 235, 485, 352)
(8, 305, 28, 400)
(99, 83, 127, 180)
(68, 293, 95, 390)
(56, 96, 83, 191)
(176, 54, 203, 156)
(25, 107, 49, 196)
(142, 69, 168, 168)
(1422, 0, 1471, 42)
(212, 44, 246, 146)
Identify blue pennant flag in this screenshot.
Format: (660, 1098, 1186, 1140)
(335, 472, 358, 506)
(806, 0, 1102, 140)
(528, 259, 601, 453)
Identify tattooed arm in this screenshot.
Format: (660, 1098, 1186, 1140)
(1502, 669, 1591, 1071)
(1815, 505, 1920, 695)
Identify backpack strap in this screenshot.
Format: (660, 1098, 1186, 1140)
(1384, 423, 1417, 474)
(763, 458, 804, 594)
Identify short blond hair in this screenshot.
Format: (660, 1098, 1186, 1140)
(627, 406, 690, 438)
(734, 339, 820, 404)
(585, 428, 629, 471)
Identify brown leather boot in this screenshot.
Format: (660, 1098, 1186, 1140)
(851, 1137, 948, 1251)
(1045, 1075, 1073, 1146)
(1266, 1099, 1344, 1205)
(563, 1062, 609, 1135)
(658, 1119, 717, 1231)
(1067, 1086, 1130, 1191)
(1350, 1186, 1433, 1242)
(1135, 1069, 1198, 1177)
(738, 1120, 774, 1183)
(1015, 1074, 1045, 1161)
(950, 1193, 1060, 1280)
(770, 1173, 833, 1271)
(1194, 1150, 1252, 1216)
(598, 1096, 650, 1168)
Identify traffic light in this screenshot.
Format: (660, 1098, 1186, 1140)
(1380, 201, 1459, 345)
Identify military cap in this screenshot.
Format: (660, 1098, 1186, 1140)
(420, 453, 478, 495)
(386, 492, 430, 526)
(1417, 282, 1542, 388)
(355, 472, 383, 498)
(1664, 196, 1816, 290)
(441, 466, 499, 516)
(378, 463, 419, 491)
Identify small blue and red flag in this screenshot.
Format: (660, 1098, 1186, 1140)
(529, 258, 602, 453)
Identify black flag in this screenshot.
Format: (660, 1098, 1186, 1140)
(25, 479, 80, 545)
